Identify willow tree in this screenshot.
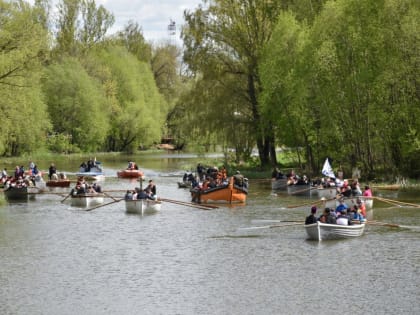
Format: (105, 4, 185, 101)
(181, 0, 282, 166)
(0, 0, 51, 155)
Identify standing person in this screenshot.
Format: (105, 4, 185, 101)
(197, 163, 205, 181)
(48, 163, 57, 180)
(305, 206, 318, 224)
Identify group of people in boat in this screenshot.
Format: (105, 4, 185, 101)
(124, 180, 157, 200)
(188, 164, 248, 192)
(305, 198, 367, 226)
(70, 177, 102, 195)
(271, 167, 310, 186)
(79, 157, 101, 173)
(1, 162, 43, 189)
(126, 161, 139, 170)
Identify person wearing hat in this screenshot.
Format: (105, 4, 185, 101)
(305, 206, 318, 225)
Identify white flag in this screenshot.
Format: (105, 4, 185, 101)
(322, 158, 335, 178)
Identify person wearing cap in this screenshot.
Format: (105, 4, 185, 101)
(305, 206, 318, 224)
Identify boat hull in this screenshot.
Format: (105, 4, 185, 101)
(117, 169, 145, 179)
(191, 183, 247, 204)
(3, 186, 31, 200)
(178, 181, 191, 188)
(125, 199, 161, 214)
(271, 178, 287, 190)
(46, 180, 71, 187)
(305, 221, 365, 241)
(287, 184, 313, 196)
(70, 193, 104, 208)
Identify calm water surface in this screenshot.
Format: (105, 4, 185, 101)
(1, 154, 419, 315)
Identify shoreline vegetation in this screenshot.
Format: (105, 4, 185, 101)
(2, 151, 418, 191)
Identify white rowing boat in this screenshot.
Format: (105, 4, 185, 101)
(70, 193, 104, 208)
(125, 199, 162, 215)
(305, 221, 365, 241)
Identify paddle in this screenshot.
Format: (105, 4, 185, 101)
(367, 220, 402, 228)
(288, 186, 313, 195)
(239, 222, 303, 230)
(373, 196, 420, 208)
(287, 198, 328, 209)
(61, 193, 72, 203)
(85, 198, 124, 212)
(160, 198, 219, 210)
(103, 192, 118, 201)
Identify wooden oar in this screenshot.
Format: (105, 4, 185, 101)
(103, 192, 118, 201)
(288, 186, 313, 195)
(85, 198, 124, 212)
(287, 198, 332, 209)
(373, 196, 420, 208)
(367, 220, 402, 228)
(61, 193, 72, 203)
(160, 198, 219, 209)
(159, 198, 217, 210)
(239, 222, 303, 230)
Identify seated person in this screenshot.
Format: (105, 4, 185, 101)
(336, 209, 351, 225)
(305, 206, 318, 224)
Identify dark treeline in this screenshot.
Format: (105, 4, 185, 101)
(0, 0, 418, 180)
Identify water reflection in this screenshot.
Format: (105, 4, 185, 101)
(0, 154, 419, 314)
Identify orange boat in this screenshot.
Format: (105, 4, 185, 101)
(46, 179, 71, 187)
(117, 169, 145, 179)
(190, 177, 247, 204)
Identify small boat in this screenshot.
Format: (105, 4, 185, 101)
(305, 221, 366, 241)
(177, 181, 192, 188)
(117, 169, 145, 179)
(190, 177, 247, 204)
(70, 193, 104, 208)
(46, 179, 71, 187)
(125, 199, 162, 214)
(271, 178, 288, 190)
(76, 161, 104, 181)
(3, 186, 34, 200)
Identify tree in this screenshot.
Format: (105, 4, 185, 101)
(42, 57, 109, 152)
(0, 0, 51, 155)
(181, 0, 283, 166)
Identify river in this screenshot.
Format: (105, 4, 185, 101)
(1, 153, 419, 315)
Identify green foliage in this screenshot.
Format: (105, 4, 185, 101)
(92, 46, 167, 152)
(42, 57, 109, 152)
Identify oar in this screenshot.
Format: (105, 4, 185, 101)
(61, 193, 72, 203)
(103, 192, 118, 201)
(239, 222, 303, 230)
(251, 219, 304, 224)
(85, 198, 124, 212)
(367, 221, 402, 228)
(287, 198, 327, 209)
(373, 196, 420, 208)
(160, 198, 217, 210)
(288, 186, 313, 195)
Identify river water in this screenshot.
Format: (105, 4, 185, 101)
(1, 153, 419, 315)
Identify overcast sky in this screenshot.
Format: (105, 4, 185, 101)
(95, 0, 203, 43)
(28, 0, 204, 44)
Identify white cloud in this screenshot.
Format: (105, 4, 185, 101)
(28, 0, 203, 44)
